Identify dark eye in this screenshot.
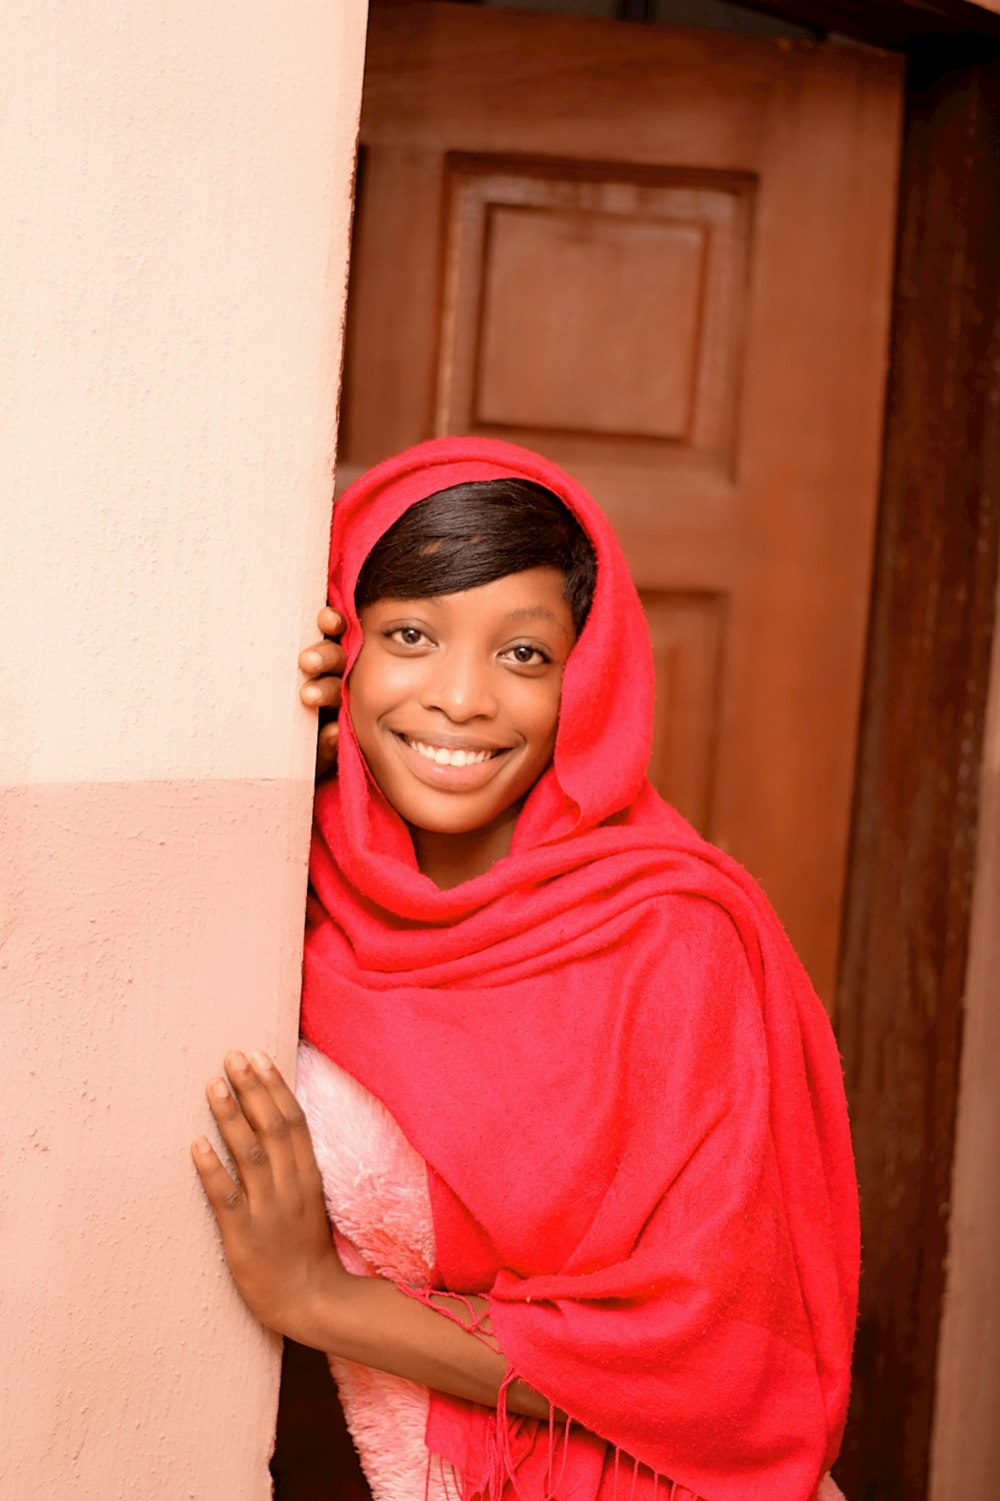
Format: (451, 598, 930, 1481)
(386, 626, 428, 647)
(505, 644, 549, 666)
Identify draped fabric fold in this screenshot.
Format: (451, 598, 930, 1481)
(301, 437, 859, 1501)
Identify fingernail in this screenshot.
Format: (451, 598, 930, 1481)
(302, 685, 322, 703)
(193, 1135, 212, 1154)
(251, 1050, 273, 1072)
(303, 652, 323, 670)
(210, 1078, 229, 1099)
(226, 1050, 247, 1070)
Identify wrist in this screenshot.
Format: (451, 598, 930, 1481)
(279, 1256, 363, 1351)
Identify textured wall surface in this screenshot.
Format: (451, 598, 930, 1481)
(0, 1, 367, 1494)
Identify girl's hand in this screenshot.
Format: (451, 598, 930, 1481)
(299, 607, 346, 780)
(192, 1050, 350, 1345)
(194, 1054, 556, 1418)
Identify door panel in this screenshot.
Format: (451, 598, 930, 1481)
(339, 2, 903, 1001)
(643, 587, 727, 836)
(435, 158, 751, 473)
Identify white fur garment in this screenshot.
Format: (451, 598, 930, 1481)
(296, 1040, 446, 1501)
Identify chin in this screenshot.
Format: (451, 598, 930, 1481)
(401, 796, 516, 839)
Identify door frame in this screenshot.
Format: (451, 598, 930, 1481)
(836, 39, 1000, 1501)
(729, 7, 1000, 1499)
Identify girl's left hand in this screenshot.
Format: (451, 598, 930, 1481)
(192, 1050, 348, 1344)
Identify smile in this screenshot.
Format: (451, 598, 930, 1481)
(388, 732, 514, 789)
(402, 736, 503, 768)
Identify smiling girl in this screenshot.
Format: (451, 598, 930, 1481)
(193, 439, 857, 1501)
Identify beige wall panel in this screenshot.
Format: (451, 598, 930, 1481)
(0, 0, 367, 1495)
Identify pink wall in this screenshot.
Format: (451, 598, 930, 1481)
(1, 2, 367, 1494)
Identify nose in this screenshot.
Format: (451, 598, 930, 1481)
(420, 645, 498, 723)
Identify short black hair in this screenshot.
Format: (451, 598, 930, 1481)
(355, 479, 597, 635)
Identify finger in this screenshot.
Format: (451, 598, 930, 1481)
(224, 1050, 300, 1184)
(245, 1050, 324, 1188)
(316, 720, 339, 780)
(206, 1071, 275, 1190)
(300, 675, 342, 711)
(317, 606, 343, 638)
(298, 639, 346, 679)
(191, 1134, 248, 1224)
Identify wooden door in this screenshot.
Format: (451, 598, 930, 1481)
(338, 1, 902, 1002)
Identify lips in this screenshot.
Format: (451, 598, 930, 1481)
(390, 731, 513, 788)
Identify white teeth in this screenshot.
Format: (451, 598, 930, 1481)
(407, 738, 493, 768)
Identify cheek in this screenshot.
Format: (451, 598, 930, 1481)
(516, 680, 563, 756)
(343, 660, 381, 758)
(348, 649, 413, 729)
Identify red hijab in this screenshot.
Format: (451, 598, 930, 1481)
(301, 438, 859, 1501)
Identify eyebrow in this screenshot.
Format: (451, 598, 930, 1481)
(503, 605, 570, 633)
(392, 597, 572, 635)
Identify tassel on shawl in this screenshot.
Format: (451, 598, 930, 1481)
(399, 1284, 579, 1501)
(398, 1284, 705, 1501)
(392, 1282, 843, 1501)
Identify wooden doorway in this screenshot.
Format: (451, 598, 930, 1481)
(338, 1, 903, 1004)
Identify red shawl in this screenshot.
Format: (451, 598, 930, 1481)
(301, 438, 859, 1501)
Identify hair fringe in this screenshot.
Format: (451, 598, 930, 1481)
(355, 480, 597, 636)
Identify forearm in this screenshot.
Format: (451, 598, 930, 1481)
(296, 1271, 552, 1420)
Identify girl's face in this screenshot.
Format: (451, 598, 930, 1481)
(348, 567, 575, 846)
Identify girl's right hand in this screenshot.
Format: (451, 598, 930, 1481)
(299, 607, 346, 780)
